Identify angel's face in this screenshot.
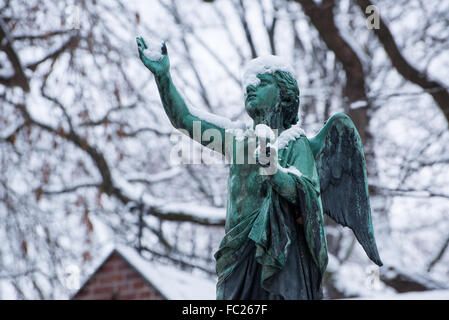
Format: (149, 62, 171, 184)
(245, 73, 280, 121)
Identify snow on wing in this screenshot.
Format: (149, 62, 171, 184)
(308, 113, 383, 266)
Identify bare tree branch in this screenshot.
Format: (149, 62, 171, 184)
(140, 245, 215, 275)
(235, 0, 258, 59)
(40, 183, 101, 196)
(13, 29, 72, 41)
(356, 0, 449, 126)
(0, 17, 29, 91)
(258, 0, 278, 55)
(294, 0, 371, 139)
(26, 34, 79, 71)
(428, 236, 449, 272)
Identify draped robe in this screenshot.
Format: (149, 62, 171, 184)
(215, 135, 329, 300)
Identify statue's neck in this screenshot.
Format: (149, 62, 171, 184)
(252, 108, 286, 135)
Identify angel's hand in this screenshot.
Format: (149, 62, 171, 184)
(255, 141, 278, 177)
(136, 36, 170, 76)
(255, 143, 276, 166)
(253, 124, 278, 175)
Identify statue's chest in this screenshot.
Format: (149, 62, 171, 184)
(228, 164, 266, 199)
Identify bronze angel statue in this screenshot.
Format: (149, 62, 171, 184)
(136, 36, 383, 300)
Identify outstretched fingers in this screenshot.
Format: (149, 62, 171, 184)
(136, 36, 148, 52)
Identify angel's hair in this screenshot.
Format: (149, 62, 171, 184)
(272, 70, 300, 129)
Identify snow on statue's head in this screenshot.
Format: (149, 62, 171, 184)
(243, 55, 300, 129)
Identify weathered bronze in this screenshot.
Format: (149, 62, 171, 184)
(137, 36, 382, 300)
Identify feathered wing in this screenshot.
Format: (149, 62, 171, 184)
(308, 113, 383, 266)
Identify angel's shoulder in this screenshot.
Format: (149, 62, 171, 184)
(285, 134, 315, 163)
(277, 123, 306, 150)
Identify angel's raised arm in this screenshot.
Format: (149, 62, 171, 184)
(137, 36, 241, 155)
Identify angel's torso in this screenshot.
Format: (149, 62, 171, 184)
(224, 134, 289, 231)
(226, 162, 267, 231)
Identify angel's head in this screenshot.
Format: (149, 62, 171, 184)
(243, 56, 299, 130)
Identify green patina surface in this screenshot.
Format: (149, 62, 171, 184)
(137, 36, 382, 300)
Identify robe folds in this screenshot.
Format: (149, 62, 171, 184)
(215, 135, 329, 300)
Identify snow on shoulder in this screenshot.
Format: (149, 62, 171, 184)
(243, 55, 295, 88)
(277, 122, 305, 150)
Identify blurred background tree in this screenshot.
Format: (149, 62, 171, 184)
(0, 0, 448, 299)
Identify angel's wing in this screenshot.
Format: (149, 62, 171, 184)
(308, 113, 383, 266)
